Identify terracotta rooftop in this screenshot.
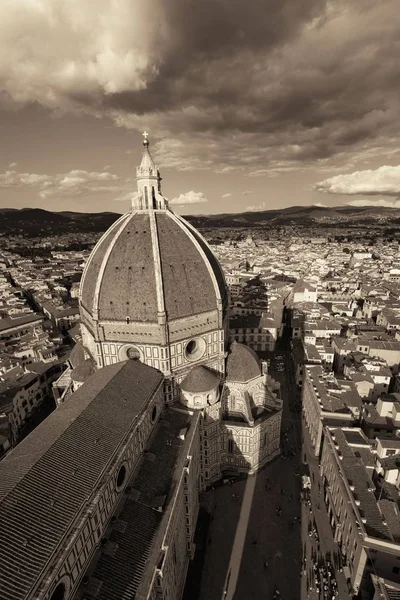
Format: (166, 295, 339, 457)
(0, 312, 43, 333)
(0, 360, 163, 600)
(333, 428, 394, 541)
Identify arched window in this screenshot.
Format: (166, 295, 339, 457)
(49, 583, 66, 600)
(228, 438, 234, 454)
(144, 186, 148, 209)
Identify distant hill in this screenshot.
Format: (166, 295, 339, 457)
(0, 204, 398, 237)
(0, 208, 121, 236)
(185, 204, 400, 229)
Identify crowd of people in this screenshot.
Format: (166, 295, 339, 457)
(305, 551, 340, 599)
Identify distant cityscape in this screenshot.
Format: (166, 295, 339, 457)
(1, 194, 400, 599)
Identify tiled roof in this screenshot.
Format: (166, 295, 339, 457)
(180, 365, 220, 393)
(0, 312, 43, 332)
(307, 366, 362, 413)
(380, 455, 400, 471)
(0, 360, 163, 600)
(80, 210, 227, 323)
(81, 407, 193, 600)
(342, 429, 369, 446)
(333, 429, 393, 541)
(379, 500, 400, 543)
(229, 314, 261, 329)
(226, 341, 261, 383)
(379, 439, 400, 449)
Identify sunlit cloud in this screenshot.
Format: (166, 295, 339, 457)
(169, 190, 208, 205)
(315, 165, 400, 196)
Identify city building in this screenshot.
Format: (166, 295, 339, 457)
(302, 365, 362, 456)
(361, 394, 400, 439)
(320, 427, 400, 597)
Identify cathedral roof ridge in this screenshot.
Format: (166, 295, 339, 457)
(0, 360, 164, 600)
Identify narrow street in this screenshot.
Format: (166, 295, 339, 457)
(197, 337, 304, 600)
(194, 331, 355, 600)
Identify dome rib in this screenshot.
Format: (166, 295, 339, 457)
(79, 213, 130, 314)
(156, 211, 226, 320)
(176, 214, 228, 311)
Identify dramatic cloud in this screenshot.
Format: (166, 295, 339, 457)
(169, 191, 208, 205)
(315, 165, 400, 196)
(0, 1, 400, 174)
(0, 168, 123, 198)
(222, 193, 232, 198)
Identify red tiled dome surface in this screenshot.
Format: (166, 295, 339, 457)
(80, 211, 227, 323)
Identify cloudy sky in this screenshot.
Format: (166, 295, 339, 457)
(1, 0, 400, 214)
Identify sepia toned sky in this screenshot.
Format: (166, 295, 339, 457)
(1, 0, 400, 214)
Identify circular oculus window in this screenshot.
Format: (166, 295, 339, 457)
(116, 463, 128, 491)
(126, 346, 141, 360)
(185, 338, 206, 362)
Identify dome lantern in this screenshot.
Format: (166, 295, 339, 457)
(134, 132, 167, 212)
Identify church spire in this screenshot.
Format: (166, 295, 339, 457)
(133, 132, 167, 211)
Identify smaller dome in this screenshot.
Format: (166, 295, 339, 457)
(180, 365, 220, 393)
(69, 341, 85, 369)
(226, 341, 261, 383)
(71, 358, 96, 384)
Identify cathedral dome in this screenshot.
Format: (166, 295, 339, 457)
(80, 210, 227, 323)
(79, 134, 228, 370)
(225, 341, 262, 383)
